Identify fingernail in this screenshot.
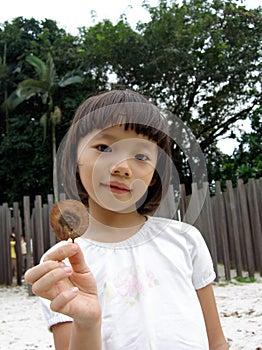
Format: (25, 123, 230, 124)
(64, 266, 72, 273)
(71, 243, 78, 251)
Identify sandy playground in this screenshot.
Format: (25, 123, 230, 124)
(0, 275, 261, 350)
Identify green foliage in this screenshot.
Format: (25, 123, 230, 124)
(0, 115, 53, 205)
(235, 276, 257, 283)
(207, 107, 262, 190)
(5, 52, 84, 201)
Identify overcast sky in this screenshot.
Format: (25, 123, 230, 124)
(0, 0, 260, 35)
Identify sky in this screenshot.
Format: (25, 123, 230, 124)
(0, 0, 260, 35)
(0, 0, 260, 154)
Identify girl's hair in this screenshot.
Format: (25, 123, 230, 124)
(60, 89, 171, 215)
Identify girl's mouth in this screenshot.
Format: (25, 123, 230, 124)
(102, 182, 131, 194)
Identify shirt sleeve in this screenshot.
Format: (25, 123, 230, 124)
(186, 225, 216, 290)
(40, 297, 72, 331)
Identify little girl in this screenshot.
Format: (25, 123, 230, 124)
(25, 89, 228, 349)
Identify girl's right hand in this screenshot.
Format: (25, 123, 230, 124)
(24, 243, 101, 329)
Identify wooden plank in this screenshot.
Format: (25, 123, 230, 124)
(3, 203, 12, 285)
(223, 190, 236, 270)
(215, 181, 231, 280)
(226, 180, 243, 277)
(211, 196, 222, 263)
(155, 185, 176, 219)
(179, 183, 187, 221)
(247, 178, 262, 275)
(34, 196, 45, 264)
(31, 208, 37, 265)
(42, 203, 50, 251)
(237, 179, 255, 277)
(183, 182, 201, 228)
(23, 196, 33, 295)
(48, 194, 56, 247)
(0, 206, 5, 284)
(203, 183, 218, 280)
(13, 202, 22, 285)
(23, 196, 32, 271)
(235, 187, 248, 270)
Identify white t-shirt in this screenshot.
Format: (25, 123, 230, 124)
(41, 216, 216, 349)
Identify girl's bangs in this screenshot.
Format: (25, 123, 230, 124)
(75, 102, 169, 143)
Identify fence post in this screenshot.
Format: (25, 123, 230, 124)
(215, 181, 231, 280)
(48, 194, 56, 247)
(13, 202, 22, 285)
(23, 196, 32, 271)
(202, 183, 218, 280)
(155, 185, 176, 219)
(226, 180, 243, 277)
(3, 203, 12, 285)
(179, 183, 187, 221)
(34, 195, 45, 264)
(237, 179, 255, 278)
(0, 205, 11, 284)
(23, 196, 34, 295)
(247, 178, 262, 275)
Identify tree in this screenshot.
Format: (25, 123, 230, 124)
(0, 113, 53, 205)
(79, 0, 261, 189)
(6, 53, 84, 201)
(233, 108, 262, 181)
(206, 105, 262, 191)
(0, 17, 109, 205)
(0, 43, 10, 134)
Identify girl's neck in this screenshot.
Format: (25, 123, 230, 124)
(88, 198, 145, 227)
(84, 199, 147, 243)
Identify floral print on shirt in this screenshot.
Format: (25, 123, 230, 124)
(103, 265, 159, 305)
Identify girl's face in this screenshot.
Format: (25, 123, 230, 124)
(77, 125, 158, 213)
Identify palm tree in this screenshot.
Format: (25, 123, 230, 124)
(6, 53, 84, 202)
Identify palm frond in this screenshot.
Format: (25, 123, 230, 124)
(58, 75, 84, 87)
(26, 55, 47, 81)
(5, 90, 26, 110)
(46, 53, 57, 83)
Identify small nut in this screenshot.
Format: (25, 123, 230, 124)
(50, 200, 89, 242)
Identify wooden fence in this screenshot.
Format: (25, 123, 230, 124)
(0, 178, 261, 286)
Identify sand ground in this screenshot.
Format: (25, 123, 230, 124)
(0, 276, 261, 350)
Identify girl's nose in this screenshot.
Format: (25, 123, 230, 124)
(110, 159, 132, 178)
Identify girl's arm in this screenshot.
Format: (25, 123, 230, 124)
(52, 322, 71, 349)
(52, 320, 101, 350)
(197, 284, 228, 350)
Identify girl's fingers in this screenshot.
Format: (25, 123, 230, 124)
(50, 287, 79, 314)
(43, 242, 79, 262)
(43, 243, 90, 274)
(25, 260, 64, 284)
(68, 243, 90, 274)
(24, 242, 93, 301)
(31, 264, 73, 298)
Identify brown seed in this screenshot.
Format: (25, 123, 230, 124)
(50, 200, 89, 242)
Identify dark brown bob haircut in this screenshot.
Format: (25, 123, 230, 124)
(59, 89, 171, 215)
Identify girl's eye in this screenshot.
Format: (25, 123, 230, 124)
(135, 153, 149, 161)
(97, 144, 112, 152)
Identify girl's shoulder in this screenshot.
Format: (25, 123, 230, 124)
(147, 216, 209, 253)
(147, 215, 202, 239)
